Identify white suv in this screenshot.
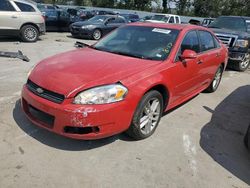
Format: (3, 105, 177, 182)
(0, 0, 45, 42)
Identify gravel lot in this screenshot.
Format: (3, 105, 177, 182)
(0, 33, 250, 188)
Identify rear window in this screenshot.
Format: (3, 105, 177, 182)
(0, 0, 15, 11)
(15, 1, 36, 12)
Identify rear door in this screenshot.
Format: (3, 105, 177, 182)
(197, 30, 223, 86)
(0, 0, 21, 35)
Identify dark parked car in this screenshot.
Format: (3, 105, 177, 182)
(92, 10, 117, 16)
(209, 16, 250, 71)
(41, 9, 73, 31)
(120, 13, 139, 22)
(202, 18, 214, 27)
(70, 15, 126, 40)
(244, 124, 250, 149)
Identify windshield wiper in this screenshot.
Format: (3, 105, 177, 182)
(111, 51, 154, 60)
(74, 41, 97, 50)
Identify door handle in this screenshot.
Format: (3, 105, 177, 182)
(216, 52, 221, 57)
(11, 15, 18, 18)
(197, 60, 203, 64)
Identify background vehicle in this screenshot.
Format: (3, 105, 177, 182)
(77, 9, 94, 21)
(146, 14, 181, 24)
(22, 24, 228, 140)
(70, 15, 126, 40)
(209, 16, 250, 71)
(202, 18, 214, 27)
(0, 0, 45, 42)
(120, 13, 139, 22)
(92, 10, 117, 16)
(244, 124, 250, 149)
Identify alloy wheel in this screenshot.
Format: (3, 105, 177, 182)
(139, 98, 161, 135)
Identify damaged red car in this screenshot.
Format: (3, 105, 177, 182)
(21, 23, 228, 140)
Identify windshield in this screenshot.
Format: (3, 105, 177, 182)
(209, 17, 247, 32)
(93, 26, 179, 61)
(88, 15, 108, 23)
(151, 15, 169, 22)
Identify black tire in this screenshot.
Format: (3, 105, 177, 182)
(92, 29, 102, 40)
(126, 90, 164, 140)
(244, 125, 250, 149)
(205, 65, 223, 93)
(20, 25, 39, 42)
(230, 53, 250, 72)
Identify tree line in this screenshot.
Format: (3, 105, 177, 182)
(44, 0, 250, 17)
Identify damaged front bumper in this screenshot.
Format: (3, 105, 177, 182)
(21, 85, 134, 140)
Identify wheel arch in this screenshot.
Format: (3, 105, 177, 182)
(144, 84, 170, 109)
(20, 23, 39, 33)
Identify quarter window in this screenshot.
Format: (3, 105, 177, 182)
(181, 30, 200, 53)
(176, 16, 180, 24)
(246, 20, 250, 33)
(198, 31, 216, 51)
(0, 0, 15, 11)
(15, 2, 35, 12)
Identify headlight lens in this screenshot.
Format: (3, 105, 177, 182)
(73, 84, 128, 105)
(82, 25, 95, 29)
(235, 39, 249, 48)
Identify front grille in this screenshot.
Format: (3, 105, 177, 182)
(28, 105, 55, 128)
(215, 33, 238, 47)
(27, 79, 65, 104)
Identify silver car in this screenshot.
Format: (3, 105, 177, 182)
(0, 0, 45, 42)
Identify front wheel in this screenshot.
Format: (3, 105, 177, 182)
(92, 29, 102, 40)
(232, 53, 250, 72)
(126, 90, 164, 140)
(205, 65, 223, 93)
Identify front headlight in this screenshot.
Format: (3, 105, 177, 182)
(73, 84, 128, 105)
(82, 25, 95, 29)
(235, 39, 249, 48)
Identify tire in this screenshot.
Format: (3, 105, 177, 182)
(244, 125, 250, 149)
(20, 25, 39, 42)
(231, 53, 250, 72)
(205, 65, 223, 93)
(126, 90, 164, 140)
(92, 29, 102, 40)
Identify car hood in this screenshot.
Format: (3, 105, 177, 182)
(29, 48, 159, 98)
(210, 28, 250, 39)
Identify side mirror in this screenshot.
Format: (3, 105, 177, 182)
(180, 49, 197, 60)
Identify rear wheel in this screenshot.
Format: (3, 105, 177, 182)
(126, 90, 163, 140)
(20, 25, 39, 42)
(205, 65, 223, 93)
(92, 29, 102, 40)
(232, 53, 250, 72)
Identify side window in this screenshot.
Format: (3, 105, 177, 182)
(181, 30, 200, 54)
(199, 31, 215, 52)
(213, 36, 221, 48)
(15, 2, 35, 12)
(175, 16, 180, 24)
(0, 0, 15, 11)
(116, 18, 125, 23)
(169, 16, 174, 23)
(246, 20, 250, 33)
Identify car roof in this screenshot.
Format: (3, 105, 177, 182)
(219, 15, 250, 20)
(129, 22, 207, 31)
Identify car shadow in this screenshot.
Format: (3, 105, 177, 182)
(13, 99, 134, 151)
(200, 85, 250, 185)
(0, 36, 42, 43)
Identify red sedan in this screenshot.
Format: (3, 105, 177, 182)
(21, 23, 228, 140)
